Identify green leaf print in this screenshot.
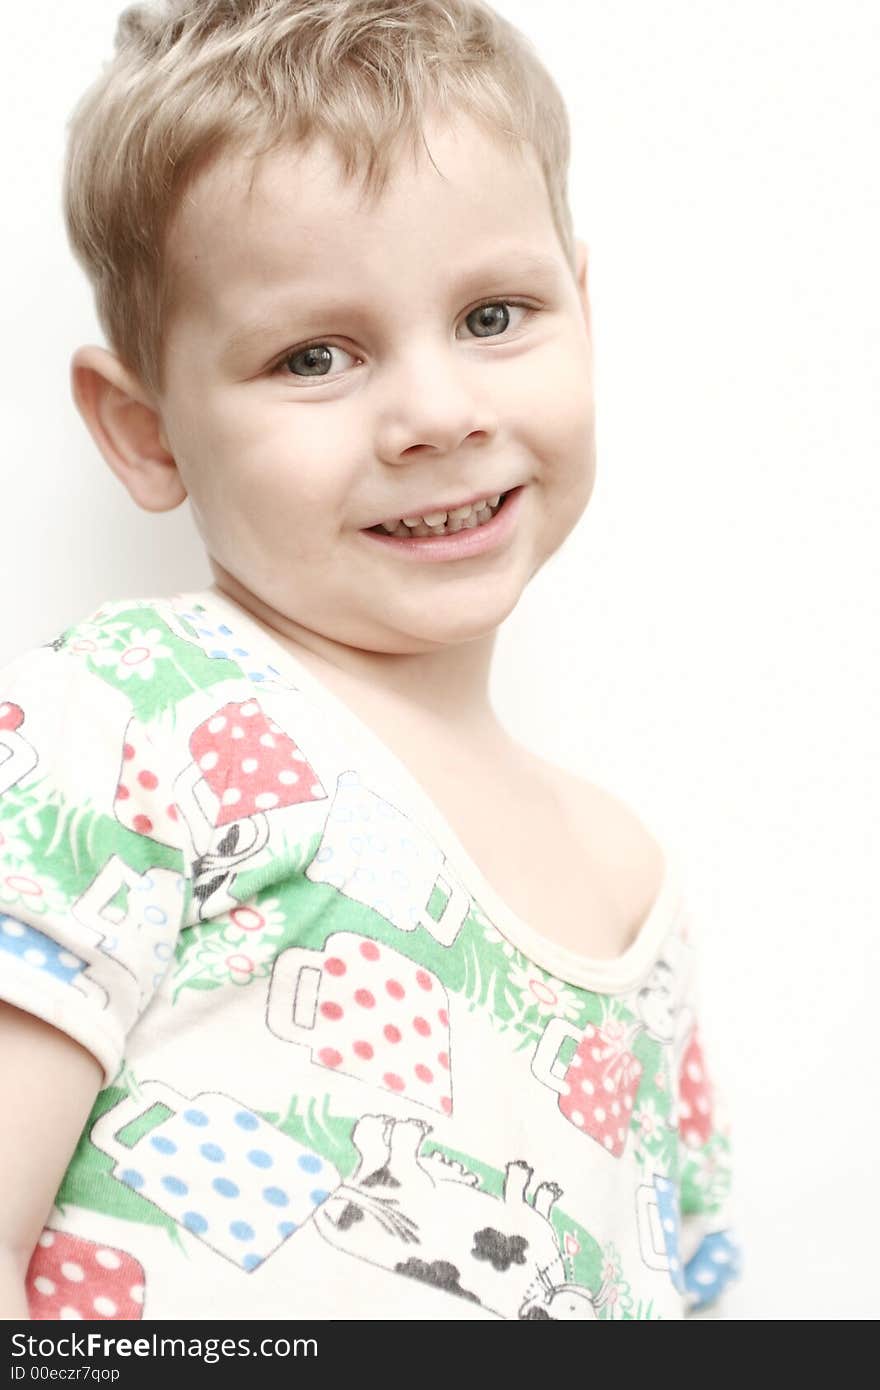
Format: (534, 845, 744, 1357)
(76, 608, 225, 722)
(596, 1240, 641, 1319)
(625, 1298, 662, 1320)
(171, 862, 326, 1001)
(55, 1084, 177, 1238)
(272, 1094, 360, 1179)
(230, 830, 323, 902)
(174, 976, 223, 992)
(680, 1131, 733, 1216)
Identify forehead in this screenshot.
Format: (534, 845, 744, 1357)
(166, 115, 563, 324)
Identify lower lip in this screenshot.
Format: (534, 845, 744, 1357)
(359, 486, 526, 563)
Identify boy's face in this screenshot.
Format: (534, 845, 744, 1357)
(156, 112, 595, 655)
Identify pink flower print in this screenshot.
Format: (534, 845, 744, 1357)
(176, 937, 275, 992)
(65, 622, 128, 658)
(508, 961, 581, 1020)
(601, 1015, 628, 1048)
(172, 901, 291, 996)
(0, 856, 67, 920)
(223, 951, 258, 985)
(90, 628, 173, 682)
(598, 1243, 634, 1320)
(685, 1137, 732, 1209)
(633, 1096, 664, 1143)
(221, 898, 286, 949)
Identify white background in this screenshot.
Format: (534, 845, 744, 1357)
(1, 0, 878, 1319)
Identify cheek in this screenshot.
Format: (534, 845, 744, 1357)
(214, 451, 358, 568)
(182, 408, 342, 520)
(526, 345, 596, 477)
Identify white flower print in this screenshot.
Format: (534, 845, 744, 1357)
(683, 1137, 731, 1208)
(219, 898, 286, 951)
(598, 1243, 634, 1319)
(507, 960, 582, 1020)
(598, 1013, 630, 1049)
(481, 919, 517, 958)
(220, 948, 263, 986)
(179, 937, 275, 990)
(601, 1248, 622, 1287)
(632, 1096, 664, 1144)
(0, 823, 33, 864)
(0, 857, 68, 919)
(64, 622, 130, 659)
(173, 898, 290, 997)
(89, 627, 173, 682)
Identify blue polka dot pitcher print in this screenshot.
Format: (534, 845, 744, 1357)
(635, 1173, 684, 1292)
(89, 1083, 340, 1271)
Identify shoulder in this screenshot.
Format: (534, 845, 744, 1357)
(0, 595, 183, 712)
(0, 595, 193, 813)
(1, 595, 177, 667)
(542, 757, 666, 923)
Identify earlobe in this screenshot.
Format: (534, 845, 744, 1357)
(69, 345, 187, 513)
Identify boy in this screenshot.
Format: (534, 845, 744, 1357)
(0, 0, 741, 1319)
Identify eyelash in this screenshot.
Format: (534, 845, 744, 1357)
(268, 298, 538, 378)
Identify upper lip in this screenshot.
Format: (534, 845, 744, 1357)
(365, 486, 516, 530)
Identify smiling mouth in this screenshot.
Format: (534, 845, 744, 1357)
(366, 492, 510, 538)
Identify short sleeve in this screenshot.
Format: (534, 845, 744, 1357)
(672, 906, 744, 1317)
(0, 621, 188, 1085)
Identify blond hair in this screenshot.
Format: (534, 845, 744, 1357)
(63, 0, 575, 397)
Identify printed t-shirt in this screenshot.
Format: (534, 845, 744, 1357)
(0, 588, 742, 1320)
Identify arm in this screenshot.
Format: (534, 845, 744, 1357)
(0, 1002, 103, 1320)
(672, 914, 743, 1317)
(0, 610, 193, 1321)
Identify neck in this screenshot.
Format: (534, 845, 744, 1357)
(207, 564, 512, 750)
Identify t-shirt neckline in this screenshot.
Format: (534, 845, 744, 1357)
(176, 586, 684, 993)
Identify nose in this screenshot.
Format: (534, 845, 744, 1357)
(373, 340, 499, 464)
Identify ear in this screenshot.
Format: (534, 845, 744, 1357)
(70, 346, 187, 513)
(573, 236, 591, 339)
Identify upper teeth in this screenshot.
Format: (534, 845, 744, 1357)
(383, 494, 502, 532)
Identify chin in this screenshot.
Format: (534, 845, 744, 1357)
(405, 595, 524, 646)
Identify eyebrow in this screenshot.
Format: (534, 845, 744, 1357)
(220, 250, 563, 359)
